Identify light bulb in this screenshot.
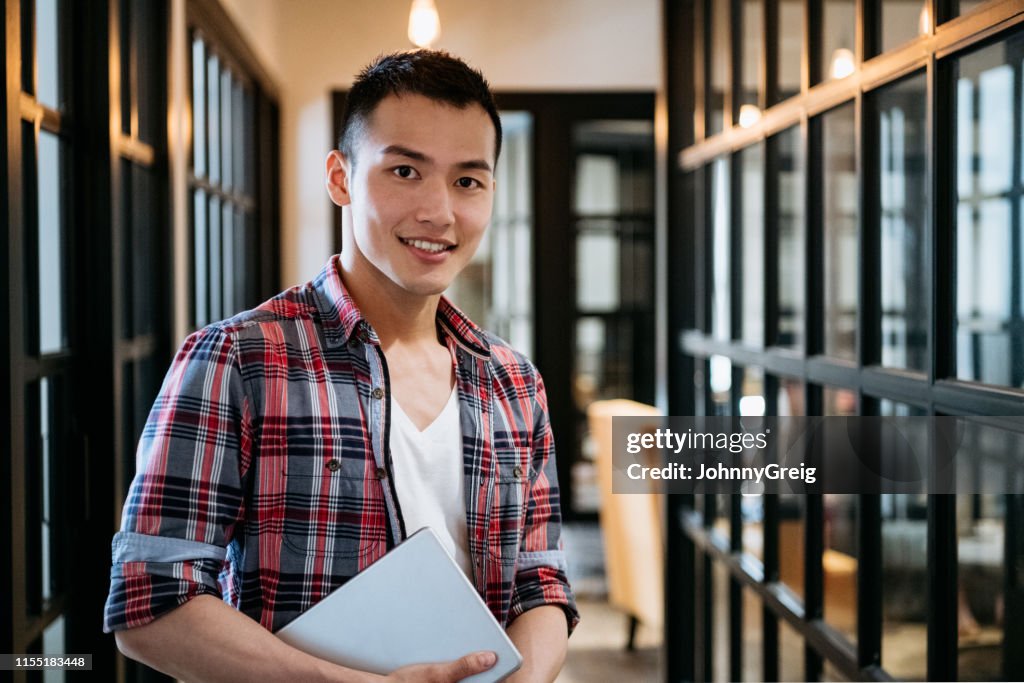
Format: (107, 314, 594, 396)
(738, 104, 761, 129)
(918, 4, 931, 34)
(408, 0, 441, 48)
(830, 48, 855, 80)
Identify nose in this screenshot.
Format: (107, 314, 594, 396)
(414, 176, 455, 228)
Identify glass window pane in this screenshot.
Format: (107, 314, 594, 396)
(574, 154, 619, 215)
(222, 69, 233, 190)
(954, 32, 1023, 387)
(822, 103, 858, 361)
(132, 165, 155, 337)
(878, 73, 928, 371)
(576, 232, 619, 311)
(740, 366, 765, 559)
(776, 0, 803, 103)
(882, 0, 930, 54)
(711, 157, 731, 341)
(779, 617, 804, 681)
(951, 0, 988, 20)
(36, 0, 61, 110)
(194, 189, 208, 327)
(210, 195, 222, 321)
(822, 0, 856, 83)
(823, 387, 858, 643)
(192, 37, 206, 177)
(740, 0, 763, 117)
(742, 143, 764, 347)
(708, 0, 730, 136)
(222, 201, 234, 317)
(120, 159, 134, 338)
(38, 131, 66, 354)
(773, 126, 805, 350)
(208, 53, 220, 184)
(878, 400, 928, 680)
(135, 0, 157, 144)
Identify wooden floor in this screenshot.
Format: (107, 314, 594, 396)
(559, 597, 662, 683)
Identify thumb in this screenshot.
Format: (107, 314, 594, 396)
(447, 651, 497, 680)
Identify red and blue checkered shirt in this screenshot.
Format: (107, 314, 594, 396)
(104, 256, 578, 635)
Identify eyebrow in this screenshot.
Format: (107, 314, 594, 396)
(381, 144, 492, 173)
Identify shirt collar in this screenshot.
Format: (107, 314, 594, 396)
(311, 255, 491, 359)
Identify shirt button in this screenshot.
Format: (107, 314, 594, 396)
(371, 387, 385, 400)
(513, 465, 523, 479)
(326, 459, 342, 472)
(376, 467, 387, 479)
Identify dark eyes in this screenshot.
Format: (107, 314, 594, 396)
(394, 165, 416, 179)
(391, 166, 483, 189)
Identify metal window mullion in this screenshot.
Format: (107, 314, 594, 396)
(764, 478, 780, 681)
(731, 150, 743, 342)
(763, 0, 778, 109)
(1009, 42, 1023, 387)
(730, 0, 742, 129)
(730, 491, 743, 682)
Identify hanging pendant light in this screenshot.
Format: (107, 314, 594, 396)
(408, 0, 441, 48)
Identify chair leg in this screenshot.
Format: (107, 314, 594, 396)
(626, 614, 639, 651)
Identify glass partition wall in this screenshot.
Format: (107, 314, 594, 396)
(666, 0, 1024, 681)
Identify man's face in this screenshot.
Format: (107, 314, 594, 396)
(327, 93, 496, 300)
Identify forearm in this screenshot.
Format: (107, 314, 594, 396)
(114, 594, 381, 683)
(504, 605, 568, 683)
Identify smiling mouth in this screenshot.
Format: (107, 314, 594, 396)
(399, 237, 455, 254)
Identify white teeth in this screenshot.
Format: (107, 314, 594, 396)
(403, 238, 450, 253)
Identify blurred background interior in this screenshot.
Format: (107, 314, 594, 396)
(4, 0, 1024, 681)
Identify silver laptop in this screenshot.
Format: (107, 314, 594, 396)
(276, 527, 522, 682)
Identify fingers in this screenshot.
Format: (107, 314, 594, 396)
(446, 651, 497, 681)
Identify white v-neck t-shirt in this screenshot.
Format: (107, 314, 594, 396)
(389, 386, 473, 578)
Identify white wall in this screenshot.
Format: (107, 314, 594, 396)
(219, 0, 661, 288)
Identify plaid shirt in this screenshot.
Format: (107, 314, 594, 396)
(104, 256, 578, 636)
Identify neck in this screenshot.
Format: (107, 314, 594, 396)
(338, 252, 441, 348)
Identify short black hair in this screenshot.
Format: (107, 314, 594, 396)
(338, 50, 502, 166)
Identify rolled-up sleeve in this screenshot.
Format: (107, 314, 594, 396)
(508, 371, 580, 634)
(104, 326, 252, 632)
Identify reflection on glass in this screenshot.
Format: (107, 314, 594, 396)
(822, 104, 858, 361)
(879, 400, 928, 681)
(192, 38, 206, 177)
(955, 33, 1024, 387)
(822, 0, 856, 83)
(878, 73, 928, 371)
(221, 70, 234, 190)
(882, 0, 929, 54)
(36, 0, 60, 110)
(711, 157, 731, 341)
(740, 0, 763, 113)
(823, 387, 858, 642)
(38, 132, 65, 354)
(774, 126, 804, 350)
(742, 143, 765, 347)
(777, 0, 803, 102)
(709, 0, 730, 135)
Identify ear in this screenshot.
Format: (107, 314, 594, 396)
(325, 150, 352, 207)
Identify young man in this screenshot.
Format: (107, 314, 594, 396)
(105, 51, 578, 682)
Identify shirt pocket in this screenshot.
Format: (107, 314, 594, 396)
(487, 447, 531, 566)
(281, 449, 386, 559)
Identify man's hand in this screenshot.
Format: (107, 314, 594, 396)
(385, 651, 497, 682)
